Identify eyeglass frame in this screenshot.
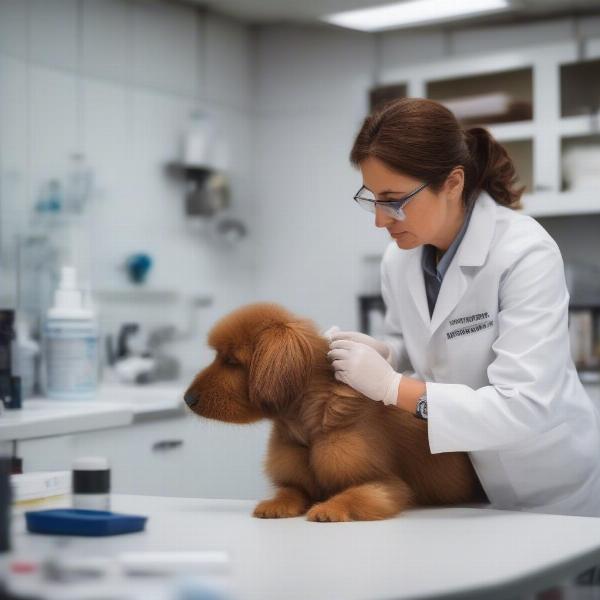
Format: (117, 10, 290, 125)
(353, 181, 429, 220)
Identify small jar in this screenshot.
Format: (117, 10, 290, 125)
(72, 457, 110, 511)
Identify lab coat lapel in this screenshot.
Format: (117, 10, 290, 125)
(429, 193, 497, 335)
(406, 247, 432, 329)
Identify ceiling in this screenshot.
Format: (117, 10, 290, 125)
(178, 0, 600, 28)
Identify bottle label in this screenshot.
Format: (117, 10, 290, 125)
(45, 330, 98, 395)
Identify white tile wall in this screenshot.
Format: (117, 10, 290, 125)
(29, 66, 79, 190)
(131, 0, 199, 97)
(81, 0, 133, 83)
(0, 0, 28, 59)
(29, 0, 79, 71)
(203, 12, 253, 111)
(448, 17, 575, 55)
(254, 25, 375, 115)
(0, 0, 256, 375)
(0, 56, 28, 242)
(380, 30, 448, 71)
(251, 24, 390, 330)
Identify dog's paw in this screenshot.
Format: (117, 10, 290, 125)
(306, 501, 352, 522)
(253, 498, 308, 519)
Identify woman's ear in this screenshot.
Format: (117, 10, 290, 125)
(444, 166, 465, 202)
(249, 321, 314, 416)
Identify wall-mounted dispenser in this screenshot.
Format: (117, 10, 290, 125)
(183, 168, 230, 218)
(168, 110, 231, 218)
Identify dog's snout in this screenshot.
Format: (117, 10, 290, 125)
(184, 390, 198, 408)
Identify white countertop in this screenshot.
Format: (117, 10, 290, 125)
(0, 382, 188, 442)
(7, 494, 600, 600)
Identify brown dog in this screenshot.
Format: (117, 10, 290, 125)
(184, 302, 489, 521)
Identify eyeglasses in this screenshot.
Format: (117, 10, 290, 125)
(353, 181, 428, 221)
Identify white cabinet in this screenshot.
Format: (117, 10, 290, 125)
(72, 415, 272, 499)
(18, 435, 77, 472)
(379, 39, 600, 218)
(71, 414, 194, 497)
(15, 414, 273, 500)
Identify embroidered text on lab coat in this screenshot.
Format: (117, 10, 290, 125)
(447, 312, 494, 340)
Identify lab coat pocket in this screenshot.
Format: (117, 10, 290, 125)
(498, 422, 581, 508)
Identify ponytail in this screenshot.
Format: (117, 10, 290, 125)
(464, 127, 524, 210)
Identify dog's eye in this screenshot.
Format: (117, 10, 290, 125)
(222, 355, 240, 367)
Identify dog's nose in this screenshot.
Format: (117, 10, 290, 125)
(184, 391, 198, 408)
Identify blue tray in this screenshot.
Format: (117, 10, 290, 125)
(25, 508, 147, 536)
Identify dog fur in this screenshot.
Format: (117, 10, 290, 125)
(184, 302, 489, 522)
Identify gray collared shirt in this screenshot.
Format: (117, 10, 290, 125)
(421, 199, 476, 318)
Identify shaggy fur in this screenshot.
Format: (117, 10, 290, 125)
(184, 302, 489, 522)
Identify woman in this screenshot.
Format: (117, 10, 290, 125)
(326, 97, 600, 518)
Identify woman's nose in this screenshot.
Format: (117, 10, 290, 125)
(374, 205, 395, 228)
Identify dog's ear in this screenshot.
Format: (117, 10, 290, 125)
(249, 320, 314, 415)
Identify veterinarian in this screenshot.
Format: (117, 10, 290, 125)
(326, 97, 600, 518)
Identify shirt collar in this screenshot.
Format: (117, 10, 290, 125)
(421, 198, 477, 279)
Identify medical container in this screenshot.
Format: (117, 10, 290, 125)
(44, 266, 98, 399)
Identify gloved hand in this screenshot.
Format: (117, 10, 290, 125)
(322, 326, 395, 365)
(322, 325, 341, 342)
(327, 340, 402, 406)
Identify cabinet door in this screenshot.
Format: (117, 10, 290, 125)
(15, 415, 273, 500)
(17, 436, 75, 472)
(72, 416, 192, 497)
(74, 415, 273, 500)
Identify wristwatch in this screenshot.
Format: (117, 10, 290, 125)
(415, 389, 428, 420)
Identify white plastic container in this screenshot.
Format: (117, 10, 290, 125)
(72, 456, 110, 511)
(44, 266, 99, 400)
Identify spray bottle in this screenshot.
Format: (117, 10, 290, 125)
(44, 266, 98, 399)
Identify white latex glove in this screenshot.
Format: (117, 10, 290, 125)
(322, 325, 341, 342)
(327, 340, 402, 406)
(324, 327, 394, 365)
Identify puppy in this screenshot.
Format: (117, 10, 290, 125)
(184, 302, 489, 522)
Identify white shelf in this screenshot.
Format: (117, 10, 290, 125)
(95, 288, 181, 303)
(521, 191, 600, 218)
(486, 121, 534, 142)
(558, 114, 600, 138)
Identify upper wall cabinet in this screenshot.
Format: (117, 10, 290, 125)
(427, 67, 533, 125)
(373, 39, 600, 218)
(561, 57, 600, 118)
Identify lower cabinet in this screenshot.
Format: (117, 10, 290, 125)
(16, 413, 273, 500)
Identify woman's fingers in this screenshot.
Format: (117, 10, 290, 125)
(327, 348, 347, 361)
(329, 330, 362, 342)
(322, 325, 340, 341)
(329, 339, 355, 350)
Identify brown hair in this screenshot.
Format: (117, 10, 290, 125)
(349, 97, 524, 210)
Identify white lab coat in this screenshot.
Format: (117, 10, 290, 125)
(380, 190, 600, 518)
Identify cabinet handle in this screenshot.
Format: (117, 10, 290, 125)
(152, 439, 184, 452)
